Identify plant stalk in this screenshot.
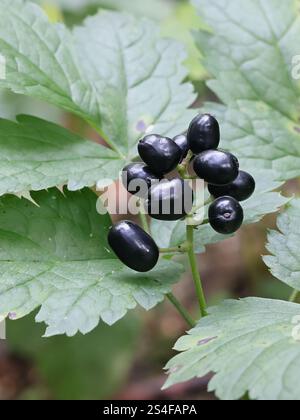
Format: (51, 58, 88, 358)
(137, 208, 202, 327)
(177, 151, 193, 179)
(289, 289, 300, 303)
(167, 293, 196, 328)
(186, 225, 208, 318)
(138, 204, 150, 234)
(160, 245, 188, 254)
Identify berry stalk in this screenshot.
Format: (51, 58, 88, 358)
(138, 206, 150, 234)
(160, 246, 188, 254)
(166, 293, 196, 328)
(289, 289, 300, 303)
(186, 225, 208, 318)
(177, 150, 193, 179)
(138, 207, 196, 327)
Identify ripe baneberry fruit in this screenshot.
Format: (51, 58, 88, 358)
(146, 178, 193, 221)
(122, 163, 159, 198)
(138, 134, 182, 175)
(208, 196, 244, 234)
(173, 134, 189, 161)
(193, 150, 239, 185)
(187, 114, 220, 154)
(108, 221, 159, 272)
(208, 171, 255, 202)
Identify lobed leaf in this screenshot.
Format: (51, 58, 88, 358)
(193, 0, 300, 181)
(0, 188, 184, 336)
(264, 199, 300, 291)
(164, 298, 300, 400)
(73, 11, 196, 157)
(0, 1, 196, 159)
(0, 0, 95, 123)
(0, 115, 124, 195)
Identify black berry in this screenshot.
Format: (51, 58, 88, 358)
(193, 150, 239, 185)
(173, 134, 189, 161)
(122, 163, 159, 198)
(108, 221, 159, 272)
(146, 178, 194, 221)
(187, 114, 220, 154)
(208, 171, 255, 202)
(138, 134, 182, 175)
(209, 197, 244, 234)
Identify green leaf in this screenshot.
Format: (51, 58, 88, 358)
(73, 11, 196, 157)
(160, 2, 207, 81)
(0, 0, 96, 124)
(193, 0, 300, 181)
(152, 0, 292, 252)
(0, 188, 184, 336)
(164, 298, 300, 400)
(0, 115, 124, 195)
(0, 1, 196, 158)
(51, 0, 174, 20)
(152, 171, 288, 253)
(8, 312, 140, 400)
(264, 199, 300, 291)
(203, 101, 300, 182)
(241, 170, 289, 224)
(194, 0, 300, 117)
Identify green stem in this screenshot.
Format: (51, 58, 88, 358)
(138, 207, 150, 234)
(177, 151, 193, 179)
(167, 293, 196, 328)
(160, 245, 188, 254)
(289, 289, 300, 303)
(186, 225, 208, 318)
(204, 196, 214, 206)
(177, 164, 186, 179)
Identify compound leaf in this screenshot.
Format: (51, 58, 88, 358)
(0, 188, 184, 336)
(0, 115, 124, 195)
(73, 11, 196, 157)
(164, 298, 300, 400)
(264, 198, 300, 291)
(0, 1, 196, 158)
(0, 0, 95, 124)
(193, 0, 300, 181)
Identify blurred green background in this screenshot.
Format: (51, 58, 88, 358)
(0, 0, 293, 400)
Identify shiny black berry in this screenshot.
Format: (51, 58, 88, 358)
(122, 163, 159, 198)
(173, 134, 189, 161)
(209, 197, 244, 234)
(187, 114, 220, 154)
(208, 171, 255, 202)
(108, 221, 159, 272)
(193, 150, 239, 185)
(146, 178, 194, 221)
(138, 134, 182, 176)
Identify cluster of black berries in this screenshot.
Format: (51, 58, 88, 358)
(108, 114, 255, 273)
